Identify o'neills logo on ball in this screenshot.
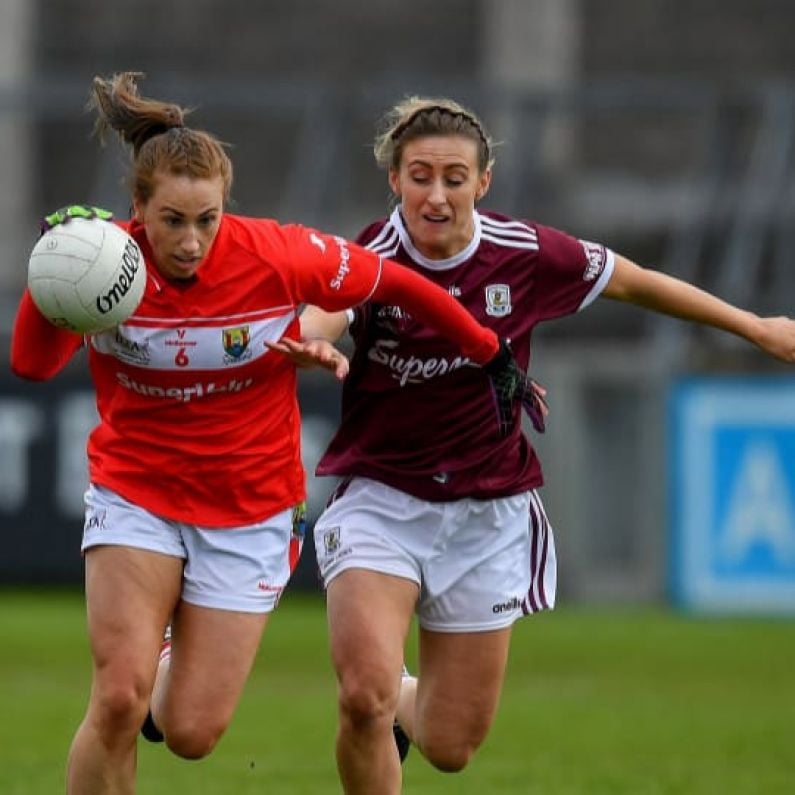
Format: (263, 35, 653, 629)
(96, 239, 141, 315)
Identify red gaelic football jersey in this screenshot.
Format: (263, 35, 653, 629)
(55, 215, 385, 526)
(317, 208, 615, 501)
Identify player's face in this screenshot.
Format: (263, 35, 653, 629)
(134, 173, 224, 281)
(389, 135, 491, 260)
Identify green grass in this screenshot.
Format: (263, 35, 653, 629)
(1, 589, 794, 794)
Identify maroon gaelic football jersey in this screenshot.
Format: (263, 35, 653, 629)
(316, 208, 615, 501)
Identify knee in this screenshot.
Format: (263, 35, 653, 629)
(420, 737, 478, 773)
(417, 721, 488, 773)
(337, 672, 397, 730)
(91, 677, 150, 739)
(164, 719, 226, 760)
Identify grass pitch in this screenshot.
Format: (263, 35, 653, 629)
(1, 589, 793, 794)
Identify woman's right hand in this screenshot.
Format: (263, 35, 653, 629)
(266, 336, 350, 380)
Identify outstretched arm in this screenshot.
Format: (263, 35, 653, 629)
(602, 254, 795, 362)
(11, 290, 83, 380)
(287, 226, 499, 364)
(266, 307, 351, 380)
(369, 258, 498, 363)
(299, 306, 349, 344)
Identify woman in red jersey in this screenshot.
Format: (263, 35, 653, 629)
(276, 97, 795, 794)
(9, 75, 528, 795)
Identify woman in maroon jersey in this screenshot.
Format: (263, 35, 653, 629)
(276, 96, 795, 794)
(9, 75, 529, 795)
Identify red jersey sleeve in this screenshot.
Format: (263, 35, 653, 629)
(10, 289, 83, 380)
(371, 259, 498, 363)
(279, 224, 498, 364)
(279, 225, 383, 311)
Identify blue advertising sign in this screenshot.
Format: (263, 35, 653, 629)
(670, 378, 795, 613)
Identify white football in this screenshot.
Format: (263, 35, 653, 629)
(27, 216, 146, 334)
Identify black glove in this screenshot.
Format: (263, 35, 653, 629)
(483, 339, 547, 436)
(40, 205, 113, 235)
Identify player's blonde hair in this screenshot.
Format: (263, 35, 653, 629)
(373, 96, 495, 173)
(88, 72, 233, 205)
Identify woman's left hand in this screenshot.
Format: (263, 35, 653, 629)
(266, 337, 349, 380)
(754, 316, 795, 363)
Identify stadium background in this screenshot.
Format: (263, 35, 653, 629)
(2, 0, 795, 608)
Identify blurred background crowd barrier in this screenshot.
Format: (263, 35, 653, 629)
(2, 0, 795, 611)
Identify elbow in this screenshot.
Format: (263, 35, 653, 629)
(10, 359, 56, 381)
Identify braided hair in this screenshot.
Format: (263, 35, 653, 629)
(373, 96, 494, 173)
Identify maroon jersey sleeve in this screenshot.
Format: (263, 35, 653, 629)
(530, 224, 613, 322)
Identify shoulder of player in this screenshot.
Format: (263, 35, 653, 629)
(210, 213, 298, 264)
(477, 210, 540, 253)
(478, 211, 594, 261)
(355, 217, 397, 255)
(219, 212, 276, 243)
(225, 214, 346, 257)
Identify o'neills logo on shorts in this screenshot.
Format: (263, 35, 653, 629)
(492, 596, 522, 614)
(84, 508, 107, 533)
(96, 238, 141, 315)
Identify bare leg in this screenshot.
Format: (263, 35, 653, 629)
(151, 601, 269, 759)
(408, 626, 512, 772)
(327, 569, 418, 795)
(66, 546, 182, 795)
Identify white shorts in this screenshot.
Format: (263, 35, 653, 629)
(82, 484, 305, 613)
(313, 477, 557, 632)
